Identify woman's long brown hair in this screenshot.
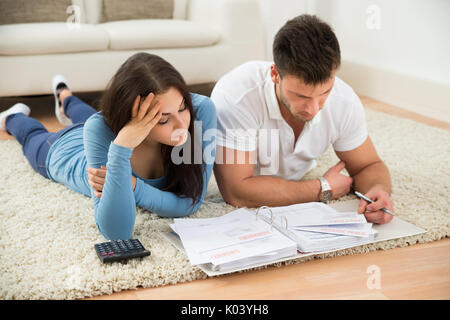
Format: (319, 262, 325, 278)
(99, 52, 204, 207)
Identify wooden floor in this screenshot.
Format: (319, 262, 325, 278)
(1, 93, 449, 300)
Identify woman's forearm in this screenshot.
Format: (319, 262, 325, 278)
(93, 142, 136, 240)
(134, 163, 214, 217)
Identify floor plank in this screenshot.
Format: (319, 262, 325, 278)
(86, 239, 448, 300)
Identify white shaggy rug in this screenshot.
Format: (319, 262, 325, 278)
(0, 108, 449, 300)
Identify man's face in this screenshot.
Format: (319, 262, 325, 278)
(271, 64, 335, 123)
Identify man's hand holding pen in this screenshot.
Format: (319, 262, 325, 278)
(356, 184, 394, 224)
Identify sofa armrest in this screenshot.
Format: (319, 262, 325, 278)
(187, 0, 265, 55)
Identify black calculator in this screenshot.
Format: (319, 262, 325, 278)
(94, 239, 151, 263)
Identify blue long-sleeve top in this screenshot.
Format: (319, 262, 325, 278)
(45, 93, 217, 240)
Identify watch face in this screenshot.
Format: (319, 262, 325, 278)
(321, 190, 333, 202)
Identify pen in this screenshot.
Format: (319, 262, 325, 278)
(354, 191, 394, 216)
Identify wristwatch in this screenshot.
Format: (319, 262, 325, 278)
(318, 177, 333, 203)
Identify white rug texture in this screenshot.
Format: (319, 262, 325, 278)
(0, 108, 449, 299)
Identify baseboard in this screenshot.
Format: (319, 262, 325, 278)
(0, 82, 216, 112)
(337, 60, 450, 124)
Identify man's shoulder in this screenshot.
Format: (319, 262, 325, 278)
(212, 60, 272, 104)
(329, 76, 360, 104)
(321, 77, 365, 130)
(221, 60, 272, 79)
(235, 60, 272, 74)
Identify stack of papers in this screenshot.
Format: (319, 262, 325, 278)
(169, 202, 377, 271)
(161, 199, 427, 277)
(259, 202, 377, 252)
(170, 208, 298, 271)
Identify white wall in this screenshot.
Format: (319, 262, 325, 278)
(259, 0, 313, 61)
(259, 0, 450, 123)
(315, 0, 450, 86)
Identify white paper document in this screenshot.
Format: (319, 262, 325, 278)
(206, 231, 297, 269)
(289, 228, 375, 252)
(257, 202, 377, 252)
(171, 208, 297, 266)
(173, 209, 272, 253)
(161, 199, 427, 276)
(293, 223, 376, 238)
(260, 202, 367, 227)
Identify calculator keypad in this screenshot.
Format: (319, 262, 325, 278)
(94, 238, 150, 263)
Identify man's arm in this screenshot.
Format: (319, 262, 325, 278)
(335, 136, 394, 224)
(336, 136, 391, 194)
(214, 146, 352, 208)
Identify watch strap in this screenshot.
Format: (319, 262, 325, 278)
(318, 177, 331, 191)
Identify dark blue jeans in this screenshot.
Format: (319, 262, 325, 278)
(5, 96, 97, 179)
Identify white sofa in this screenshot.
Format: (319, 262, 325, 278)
(0, 0, 265, 97)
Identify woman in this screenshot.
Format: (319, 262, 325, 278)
(0, 53, 217, 240)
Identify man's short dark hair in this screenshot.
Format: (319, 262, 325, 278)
(273, 14, 341, 85)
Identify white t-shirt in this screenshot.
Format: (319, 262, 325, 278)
(211, 61, 368, 180)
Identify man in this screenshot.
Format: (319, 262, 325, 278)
(211, 14, 393, 224)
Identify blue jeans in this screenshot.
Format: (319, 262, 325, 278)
(5, 96, 97, 179)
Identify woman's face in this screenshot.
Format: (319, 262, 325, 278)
(145, 87, 191, 147)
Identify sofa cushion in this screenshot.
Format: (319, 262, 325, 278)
(100, 20, 220, 50)
(0, 0, 72, 25)
(0, 23, 109, 56)
(101, 0, 174, 22)
(84, 0, 186, 24)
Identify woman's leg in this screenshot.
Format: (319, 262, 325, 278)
(5, 113, 62, 179)
(62, 95, 97, 124)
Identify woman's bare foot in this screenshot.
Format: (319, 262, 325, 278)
(58, 88, 72, 117)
